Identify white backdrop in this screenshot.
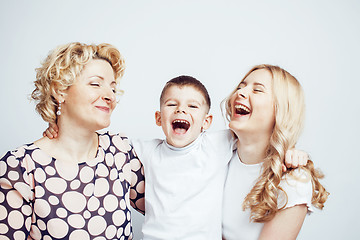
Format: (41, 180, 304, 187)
(1, 0, 359, 239)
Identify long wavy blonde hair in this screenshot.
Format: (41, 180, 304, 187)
(224, 64, 329, 222)
(31, 42, 125, 123)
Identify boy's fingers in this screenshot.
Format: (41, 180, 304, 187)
(291, 157, 299, 168)
(49, 122, 59, 132)
(45, 129, 54, 139)
(49, 127, 57, 137)
(285, 151, 293, 167)
(301, 154, 308, 166)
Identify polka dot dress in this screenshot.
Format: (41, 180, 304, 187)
(0, 132, 145, 240)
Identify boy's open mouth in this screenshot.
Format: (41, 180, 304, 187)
(172, 119, 190, 134)
(234, 104, 251, 115)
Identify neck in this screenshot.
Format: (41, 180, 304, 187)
(235, 130, 271, 165)
(37, 121, 99, 164)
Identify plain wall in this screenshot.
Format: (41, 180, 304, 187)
(1, 0, 359, 239)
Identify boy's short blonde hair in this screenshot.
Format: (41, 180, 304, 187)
(31, 42, 125, 123)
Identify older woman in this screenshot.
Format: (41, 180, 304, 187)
(222, 64, 329, 240)
(0, 42, 145, 239)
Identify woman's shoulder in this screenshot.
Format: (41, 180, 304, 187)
(98, 131, 132, 153)
(0, 142, 43, 178)
(279, 168, 314, 212)
(1, 142, 38, 161)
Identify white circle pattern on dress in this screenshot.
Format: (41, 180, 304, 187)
(47, 218, 69, 238)
(70, 179, 81, 190)
(79, 166, 94, 183)
(14, 230, 26, 239)
(6, 156, 18, 168)
(37, 219, 46, 231)
(68, 214, 85, 229)
(0, 161, 7, 177)
(35, 185, 45, 198)
(69, 229, 90, 240)
(56, 207, 68, 218)
(48, 195, 59, 205)
(7, 190, 23, 209)
(45, 166, 56, 176)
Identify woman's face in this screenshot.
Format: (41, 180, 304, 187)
(61, 59, 117, 131)
(229, 69, 275, 137)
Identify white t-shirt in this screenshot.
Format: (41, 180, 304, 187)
(222, 151, 313, 240)
(132, 130, 235, 240)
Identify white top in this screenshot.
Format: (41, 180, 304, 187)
(222, 151, 313, 240)
(132, 130, 235, 240)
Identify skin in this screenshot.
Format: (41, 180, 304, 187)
(155, 85, 213, 148)
(37, 58, 144, 212)
(36, 59, 117, 164)
(229, 69, 307, 239)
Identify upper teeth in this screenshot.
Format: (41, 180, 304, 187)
(235, 104, 250, 113)
(173, 120, 188, 124)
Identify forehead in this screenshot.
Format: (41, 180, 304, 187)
(241, 69, 273, 86)
(162, 85, 207, 102)
(79, 59, 115, 80)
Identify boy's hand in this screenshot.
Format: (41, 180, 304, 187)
(43, 122, 59, 139)
(282, 149, 309, 172)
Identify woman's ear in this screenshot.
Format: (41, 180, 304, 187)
(52, 86, 66, 103)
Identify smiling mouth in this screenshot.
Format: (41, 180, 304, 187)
(234, 104, 251, 115)
(96, 106, 110, 113)
(172, 119, 190, 134)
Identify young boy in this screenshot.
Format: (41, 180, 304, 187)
(132, 76, 235, 239)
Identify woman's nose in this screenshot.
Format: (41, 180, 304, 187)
(103, 87, 116, 103)
(237, 88, 247, 99)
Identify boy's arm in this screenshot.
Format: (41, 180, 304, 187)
(283, 149, 309, 172)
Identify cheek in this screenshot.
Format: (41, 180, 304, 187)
(111, 102, 117, 110)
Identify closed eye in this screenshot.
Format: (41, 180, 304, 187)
(189, 105, 199, 108)
(237, 82, 246, 90)
(90, 82, 100, 87)
(254, 89, 263, 93)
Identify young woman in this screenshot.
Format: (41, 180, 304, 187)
(0, 42, 145, 239)
(222, 64, 329, 240)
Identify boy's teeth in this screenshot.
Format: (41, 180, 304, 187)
(174, 120, 188, 124)
(172, 119, 190, 131)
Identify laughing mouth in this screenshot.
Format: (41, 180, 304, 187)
(172, 119, 190, 134)
(234, 104, 251, 115)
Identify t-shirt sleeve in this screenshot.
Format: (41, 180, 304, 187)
(278, 169, 314, 214)
(204, 129, 236, 164)
(131, 138, 162, 168)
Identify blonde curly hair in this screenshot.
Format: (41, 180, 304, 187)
(31, 42, 125, 123)
(224, 64, 329, 222)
